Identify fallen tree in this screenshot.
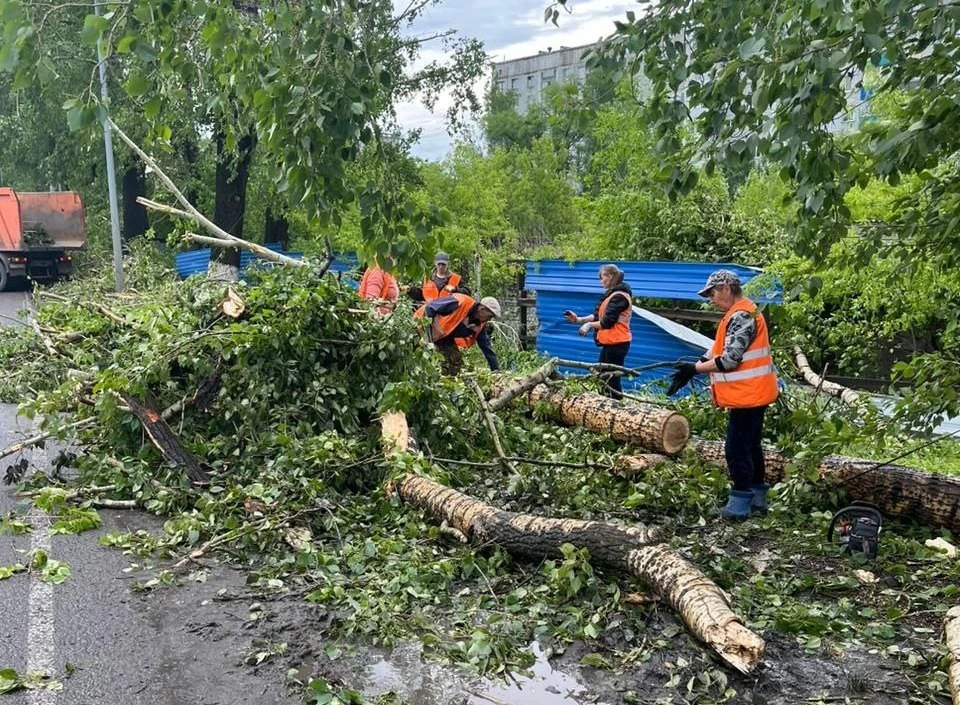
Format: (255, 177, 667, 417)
(613, 454, 671, 478)
(794, 346, 865, 409)
(494, 383, 689, 455)
(691, 440, 960, 534)
(381, 412, 765, 674)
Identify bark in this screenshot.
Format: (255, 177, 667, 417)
(119, 393, 207, 483)
(794, 346, 865, 408)
(613, 454, 670, 478)
(212, 124, 255, 270)
(488, 358, 557, 412)
(381, 412, 764, 673)
(946, 606, 960, 705)
(263, 206, 290, 250)
(121, 164, 150, 240)
(498, 383, 689, 455)
(691, 439, 960, 534)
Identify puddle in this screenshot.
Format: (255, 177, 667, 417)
(361, 641, 613, 705)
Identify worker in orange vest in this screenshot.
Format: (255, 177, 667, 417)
(420, 251, 467, 302)
(417, 293, 501, 376)
(667, 270, 779, 520)
(358, 263, 400, 314)
(564, 264, 633, 399)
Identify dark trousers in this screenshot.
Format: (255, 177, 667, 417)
(598, 342, 630, 399)
(725, 406, 767, 491)
(434, 338, 463, 376)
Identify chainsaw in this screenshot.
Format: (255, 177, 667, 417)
(826, 501, 882, 560)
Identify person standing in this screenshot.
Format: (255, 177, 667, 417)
(564, 264, 633, 399)
(358, 263, 400, 314)
(417, 293, 501, 376)
(667, 270, 779, 520)
(420, 252, 467, 302)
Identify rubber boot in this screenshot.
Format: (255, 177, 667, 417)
(750, 483, 770, 516)
(720, 490, 754, 521)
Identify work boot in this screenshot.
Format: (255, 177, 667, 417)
(720, 490, 754, 521)
(750, 483, 770, 515)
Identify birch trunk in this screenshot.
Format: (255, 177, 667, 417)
(692, 439, 960, 534)
(381, 412, 763, 673)
(496, 384, 689, 455)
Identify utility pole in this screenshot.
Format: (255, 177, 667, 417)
(94, 0, 124, 291)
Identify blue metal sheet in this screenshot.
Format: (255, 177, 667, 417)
(525, 260, 781, 303)
(525, 259, 781, 393)
(535, 291, 710, 394)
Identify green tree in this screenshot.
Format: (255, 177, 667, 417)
(0, 0, 486, 276)
(592, 0, 960, 264)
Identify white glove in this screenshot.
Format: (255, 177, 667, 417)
(578, 322, 593, 336)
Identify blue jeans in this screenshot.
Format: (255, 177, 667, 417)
(725, 406, 767, 491)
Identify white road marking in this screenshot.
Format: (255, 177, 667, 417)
(26, 505, 57, 704)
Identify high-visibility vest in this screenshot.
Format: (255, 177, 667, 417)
(415, 293, 484, 349)
(709, 298, 779, 409)
(422, 272, 462, 302)
(596, 291, 632, 345)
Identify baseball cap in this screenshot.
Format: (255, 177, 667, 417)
(697, 269, 741, 297)
(434, 251, 450, 264)
(479, 296, 502, 317)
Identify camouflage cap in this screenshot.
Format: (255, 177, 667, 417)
(697, 269, 741, 297)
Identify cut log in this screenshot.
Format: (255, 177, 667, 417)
(496, 383, 689, 455)
(381, 412, 763, 673)
(613, 454, 670, 478)
(691, 439, 960, 534)
(119, 393, 208, 483)
(946, 606, 960, 705)
(794, 346, 864, 408)
(488, 358, 557, 412)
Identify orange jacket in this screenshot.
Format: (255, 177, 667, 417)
(415, 293, 484, 349)
(359, 267, 399, 313)
(422, 272, 462, 302)
(596, 291, 632, 345)
(709, 298, 778, 409)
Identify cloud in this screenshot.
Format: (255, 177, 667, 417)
(394, 0, 629, 161)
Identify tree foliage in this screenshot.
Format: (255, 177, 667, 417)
(593, 0, 960, 264)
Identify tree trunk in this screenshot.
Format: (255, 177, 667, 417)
(121, 164, 149, 240)
(613, 454, 670, 478)
(496, 383, 689, 455)
(794, 346, 864, 408)
(381, 412, 764, 673)
(212, 124, 256, 274)
(945, 606, 960, 705)
(691, 439, 960, 534)
(263, 206, 290, 250)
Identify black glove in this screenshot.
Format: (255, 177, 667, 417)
(666, 362, 697, 396)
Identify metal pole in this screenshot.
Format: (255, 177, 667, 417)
(94, 0, 124, 291)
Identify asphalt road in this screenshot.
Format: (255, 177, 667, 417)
(0, 287, 295, 705)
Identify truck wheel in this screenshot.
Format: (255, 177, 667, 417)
(0, 264, 7, 293)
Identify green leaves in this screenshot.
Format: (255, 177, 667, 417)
(738, 36, 766, 60)
(78, 13, 108, 46)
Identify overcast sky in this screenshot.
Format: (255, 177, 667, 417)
(395, 0, 632, 161)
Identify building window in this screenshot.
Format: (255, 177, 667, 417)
(511, 77, 519, 91)
(541, 68, 556, 89)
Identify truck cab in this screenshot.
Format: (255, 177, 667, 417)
(0, 188, 86, 291)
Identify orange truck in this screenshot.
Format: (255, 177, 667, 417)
(0, 188, 86, 291)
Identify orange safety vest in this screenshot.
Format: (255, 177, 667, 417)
(709, 298, 778, 409)
(415, 293, 484, 349)
(596, 291, 632, 345)
(422, 272, 462, 302)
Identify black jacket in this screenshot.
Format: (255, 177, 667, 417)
(592, 283, 633, 346)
